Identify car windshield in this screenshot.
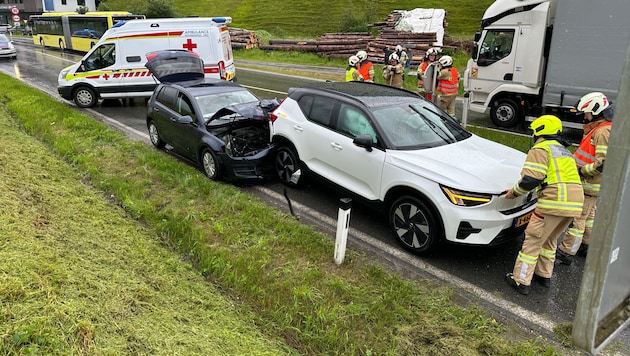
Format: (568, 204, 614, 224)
(0, 34, 9, 42)
(196, 90, 259, 120)
(372, 102, 471, 149)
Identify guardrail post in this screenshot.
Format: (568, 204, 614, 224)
(334, 198, 352, 265)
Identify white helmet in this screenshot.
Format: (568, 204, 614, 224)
(427, 47, 439, 56)
(396, 45, 403, 52)
(389, 53, 399, 62)
(577, 92, 609, 116)
(438, 55, 453, 67)
(356, 50, 368, 61)
(349, 55, 360, 66)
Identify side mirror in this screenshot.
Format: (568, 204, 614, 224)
(471, 42, 478, 60)
(177, 115, 194, 124)
(353, 134, 374, 152)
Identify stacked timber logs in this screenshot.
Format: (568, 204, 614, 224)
(229, 28, 262, 49)
(232, 10, 465, 64)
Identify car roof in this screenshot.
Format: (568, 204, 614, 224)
(182, 79, 250, 95)
(289, 81, 421, 107)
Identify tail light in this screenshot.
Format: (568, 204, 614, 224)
(218, 60, 226, 80)
(269, 98, 286, 123)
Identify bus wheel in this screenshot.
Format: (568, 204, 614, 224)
(73, 86, 98, 108)
(58, 40, 65, 50)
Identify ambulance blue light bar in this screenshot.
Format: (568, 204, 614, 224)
(212, 17, 232, 24)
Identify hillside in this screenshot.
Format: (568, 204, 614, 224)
(100, 0, 495, 38)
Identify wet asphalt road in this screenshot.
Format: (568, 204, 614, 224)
(1, 37, 628, 353)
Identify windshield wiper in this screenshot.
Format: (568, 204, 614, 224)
(408, 105, 456, 143)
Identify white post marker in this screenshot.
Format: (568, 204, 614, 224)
(334, 198, 352, 265)
(461, 91, 470, 128)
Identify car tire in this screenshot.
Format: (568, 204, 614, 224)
(490, 98, 522, 128)
(73, 86, 98, 108)
(275, 145, 304, 187)
(389, 195, 441, 254)
(147, 120, 166, 148)
(202, 148, 221, 180)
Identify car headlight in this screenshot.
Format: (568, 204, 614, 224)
(441, 185, 492, 207)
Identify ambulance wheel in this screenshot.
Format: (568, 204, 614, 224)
(490, 98, 522, 128)
(389, 195, 442, 254)
(147, 120, 166, 148)
(73, 86, 98, 108)
(201, 148, 222, 180)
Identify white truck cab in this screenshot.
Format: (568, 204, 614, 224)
(57, 17, 235, 108)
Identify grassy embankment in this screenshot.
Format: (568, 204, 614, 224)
(1, 71, 564, 354)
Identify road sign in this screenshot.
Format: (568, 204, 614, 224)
(12, 15, 21, 23)
(11, 6, 20, 15)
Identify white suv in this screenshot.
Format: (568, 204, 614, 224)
(270, 81, 536, 254)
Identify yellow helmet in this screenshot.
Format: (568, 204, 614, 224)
(530, 115, 562, 136)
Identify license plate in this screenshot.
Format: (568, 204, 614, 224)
(514, 212, 533, 228)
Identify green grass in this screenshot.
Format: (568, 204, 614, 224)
(99, 0, 494, 38)
(0, 72, 565, 354)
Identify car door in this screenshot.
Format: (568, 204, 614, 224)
(168, 92, 203, 161)
(327, 103, 385, 200)
(152, 86, 179, 145)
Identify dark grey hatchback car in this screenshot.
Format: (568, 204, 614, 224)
(145, 50, 278, 182)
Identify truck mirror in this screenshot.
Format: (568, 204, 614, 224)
(471, 43, 478, 60)
(474, 32, 481, 42)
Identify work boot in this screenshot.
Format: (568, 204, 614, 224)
(505, 273, 531, 295)
(556, 249, 574, 265)
(533, 274, 551, 288)
(577, 244, 589, 257)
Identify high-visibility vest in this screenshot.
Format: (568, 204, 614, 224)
(346, 67, 360, 82)
(436, 67, 458, 95)
(358, 61, 373, 81)
(417, 61, 429, 86)
(532, 140, 583, 212)
(574, 121, 612, 167)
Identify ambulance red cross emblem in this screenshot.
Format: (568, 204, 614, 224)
(182, 39, 197, 51)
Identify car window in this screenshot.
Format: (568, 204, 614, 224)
(305, 95, 335, 127)
(195, 90, 258, 120)
(372, 103, 468, 149)
(177, 94, 195, 118)
(337, 104, 378, 143)
(157, 86, 178, 111)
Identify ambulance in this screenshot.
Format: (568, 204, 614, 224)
(57, 17, 236, 108)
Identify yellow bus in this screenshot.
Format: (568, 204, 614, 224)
(30, 11, 145, 52)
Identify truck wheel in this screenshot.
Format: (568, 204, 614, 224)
(490, 98, 522, 128)
(73, 86, 98, 108)
(389, 195, 442, 254)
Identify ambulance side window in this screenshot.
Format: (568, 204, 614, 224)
(82, 43, 116, 71)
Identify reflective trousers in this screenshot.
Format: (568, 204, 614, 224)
(512, 212, 574, 286)
(558, 194, 597, 255)
(438, 94, 456, 116)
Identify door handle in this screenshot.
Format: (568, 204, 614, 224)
(293, 125, 303, 132)
(330, 142, 343, 150)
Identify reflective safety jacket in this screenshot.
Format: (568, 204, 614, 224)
(358, 61, 374, 82)
(436, 67, 459, 95)
(417, 61, 429, 87)
(346, 67, 364, 82)
(513, 139, 584, 217)
(574, 121, 611, 196)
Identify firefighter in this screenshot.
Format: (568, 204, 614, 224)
(556, 92, 614, 265)
(504, 115, 584, 295)
(356, 50, 374, 82)
(435, 55, 459, 118)
(345, 55, 364, 82)
(417, 47, 439, 98)
(382, 53, 404, 88)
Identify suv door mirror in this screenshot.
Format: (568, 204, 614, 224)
(353, 134, 373, 152)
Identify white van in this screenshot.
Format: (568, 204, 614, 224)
(57, 17, 236, 108)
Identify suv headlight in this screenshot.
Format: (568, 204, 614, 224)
(441, 185, 492, 207)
